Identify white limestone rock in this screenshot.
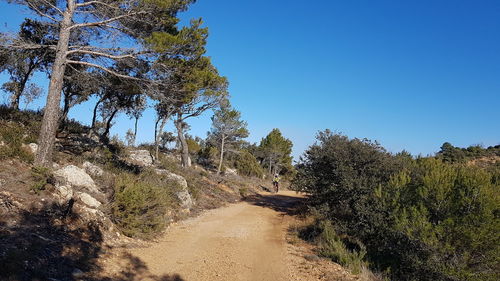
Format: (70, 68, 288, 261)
(53, 165, 99, 193)
(54, 185, 74, 202)
(28, 143, 38, 154)
(225, 167, 238, 176)
(77, 192, 102, 208)
(82, 161, 104, 177)
(127, 150, 153, 167)
(155, 169, 193, 209)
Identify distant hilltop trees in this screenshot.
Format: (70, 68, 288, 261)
(437, 142, 500, 164)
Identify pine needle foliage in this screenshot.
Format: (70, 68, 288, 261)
(292, 130, 500, 281)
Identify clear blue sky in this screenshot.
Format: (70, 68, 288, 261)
(1, 0, 499, 160)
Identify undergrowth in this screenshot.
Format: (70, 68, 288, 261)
(30, 166, 52, 194)
(111, 171, 181, 238)
(298, 218, 369, 275)
(0, 121, 35, 162)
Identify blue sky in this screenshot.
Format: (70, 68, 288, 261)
(1, 0, 499, 160)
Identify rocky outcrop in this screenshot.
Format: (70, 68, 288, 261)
(156, 169, 188, 188)
(127, 150, 153, 167)
(155, 169, 193, 209)
(77, 192, 102, 208)
(176, 189, 193, 209)
(225, 167, 238, 176)
(53, 185, 74, 204)
(50, 166, 109, 230)
(20, 143, 38, 154)
(82, 161, 104, 177)
(53, 165, 99, 194)
(28, 143, 38, 154)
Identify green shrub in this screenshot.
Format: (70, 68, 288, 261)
(197, 146, 219, 169)
(239, 187, 249, 198)
(233, 150, 264, 178)
(158, 154, 182, 174)
(378, 159, 500, 281)
(30, 166, 52, 194)
(316, 220, 367, 275)
(186, 138, 201, 155)
(111, 172, 178, 238)
(0, 122, 35, 162)
(293, 131, 500, 281)
(181, 169, 205, 200)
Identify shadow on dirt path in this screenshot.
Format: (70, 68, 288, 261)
(0, 200, 186, 281)
(243, 191, 306, 216)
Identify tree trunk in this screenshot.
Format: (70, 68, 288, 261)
(34, 2, 75, 167)
(155, 116, 167, 161)
(59, 91, 71, 131)
(133, 116, 139, 145)
(11, 61, 36, 110)
(154, 117, 160, 149)
(11, 90, 22, 110)
(91, 98, 103, 130)
(102, 108, 118, 144)
(217, 135, 225, 175)
(175, 118, 191, 167)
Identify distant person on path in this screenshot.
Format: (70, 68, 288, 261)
(272, 173, 281, 193)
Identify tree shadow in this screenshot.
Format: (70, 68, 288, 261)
(0, 202, 103, 281)
(244, 192, 306, 216)
(0, 201, 185, 281)
(89, 252, 185, 281)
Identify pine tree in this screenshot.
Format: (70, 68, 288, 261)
(209, 105, 248, 175)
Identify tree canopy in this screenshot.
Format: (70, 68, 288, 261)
(258, 128, 293, 176)
(209, 104, 248, 174)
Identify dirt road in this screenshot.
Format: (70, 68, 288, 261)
(99, 191, 356, 281)
(129, 191, 302, 281)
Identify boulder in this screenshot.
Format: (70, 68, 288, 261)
(82, 161, 104, 177)
(225, 167, 238, 176)
(76, 205, 115, 236)
(78, 205, 104, 218)
(127, 150, 153, 167)
(176, 189, 193, 209)
(53, 165, 99, 193)
(77, 192, 102, 208)
(155, 169, 193, 209)
(155, 169, 188, 188)
(72, 268, 84, 278)
(28, 143, 38, 154)
(54, 185, 74, 203)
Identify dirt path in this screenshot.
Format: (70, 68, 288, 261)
(128, 191, 301, 281)
(98, 191, 357, 281)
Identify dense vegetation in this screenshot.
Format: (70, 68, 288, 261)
(292, 130, 499, 281)
(111, 171, 180, 238)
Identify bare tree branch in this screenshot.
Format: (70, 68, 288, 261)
(7, 43, 56, 50)
(69, 12, 145, 30)
(66, 49, 136, 59)
(66, 60, 141, 81)
(75, 0, 120, 9)
(68, 45, 140, 52)
(39, 0, 64, 16)
(26, 1, 59, 22)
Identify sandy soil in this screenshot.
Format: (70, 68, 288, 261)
(98, 191, 357, 281)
